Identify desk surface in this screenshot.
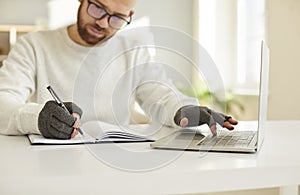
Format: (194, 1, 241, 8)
(1, 121, 300, 195)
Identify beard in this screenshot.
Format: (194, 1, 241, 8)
(77, 15, 116, 46)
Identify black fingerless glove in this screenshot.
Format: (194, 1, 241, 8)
(38, 101, 83, 139)
(174, 105, 231, 127)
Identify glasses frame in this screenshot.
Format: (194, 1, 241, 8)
(86, 0, 132, 29)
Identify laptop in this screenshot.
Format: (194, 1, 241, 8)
(151, 41, 270, 153)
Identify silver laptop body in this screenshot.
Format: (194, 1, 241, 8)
(151, 41, 270, 153)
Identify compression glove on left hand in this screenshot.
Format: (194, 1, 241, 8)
(38, 100, 83, 139)
(174, 105, 232, 128)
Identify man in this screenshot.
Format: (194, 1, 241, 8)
(0, 0, 237, 139)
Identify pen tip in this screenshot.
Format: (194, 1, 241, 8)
(47, 86, 51, 90)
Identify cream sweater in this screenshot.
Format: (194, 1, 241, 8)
(0, 27, 198, 135)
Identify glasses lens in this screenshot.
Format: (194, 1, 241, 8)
(88, 3, 106, 19)
(109, 16, 128, 29)
(87, 1, 130, 29)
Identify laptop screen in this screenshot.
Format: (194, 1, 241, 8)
(257, 41, 270, 151)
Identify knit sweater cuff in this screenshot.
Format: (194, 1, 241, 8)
(19, 103, 44, 135)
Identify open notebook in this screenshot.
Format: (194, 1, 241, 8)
(28, 121, 154, 145)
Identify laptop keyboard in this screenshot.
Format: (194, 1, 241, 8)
(198, 131, 256, 148)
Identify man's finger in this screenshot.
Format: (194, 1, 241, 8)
(71, 129, 78, 138)
(72, 113, 80, 119)
(228, 118, 238, 125)
(179, 117, 189, 127)
(222, 117, 238, 130)
(223, 121, 235, 130)
(73, 119, 81, 129)
(72, 113, 81, 128)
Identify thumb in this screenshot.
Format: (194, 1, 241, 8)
(72, 113, 81, 128)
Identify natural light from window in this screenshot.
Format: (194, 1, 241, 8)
(198, 0, 265, 95)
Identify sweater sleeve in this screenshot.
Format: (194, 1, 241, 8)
(119, 30, 200, 127)
(135, 62, 199, 127)
(0, 35, 43, 135)
(127, 44, 199, 127)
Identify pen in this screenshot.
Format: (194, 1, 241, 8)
(46, 86, 84, 135)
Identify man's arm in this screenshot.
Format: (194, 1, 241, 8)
(0, 35, 41, 135)
(134, 62, 200, 127)
(124, 34, 237, 132)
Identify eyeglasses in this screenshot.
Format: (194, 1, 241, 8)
(87, 0, 131, 29)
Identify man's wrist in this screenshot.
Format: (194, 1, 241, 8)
(19, 103, 44, 135)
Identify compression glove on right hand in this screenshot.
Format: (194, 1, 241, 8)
(174, 105, 232, 128)
(38, 100, 83, 139)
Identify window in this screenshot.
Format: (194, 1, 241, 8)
(197, 0, 266, 95)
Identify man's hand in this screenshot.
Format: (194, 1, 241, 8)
(38, 101, 83, 139)
(174, 105, 238, 135)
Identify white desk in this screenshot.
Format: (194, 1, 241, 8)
(0, 121, 300, 195)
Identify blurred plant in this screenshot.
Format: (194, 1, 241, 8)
(179, 80, 245, 116)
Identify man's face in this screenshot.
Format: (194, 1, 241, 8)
(77, 0, 135, 46)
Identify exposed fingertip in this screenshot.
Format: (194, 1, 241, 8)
(71, 129, 78, 138)
(180, 117, 188, 127)
(228, 126, 234, 130)
(229, 118, 238, 125)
